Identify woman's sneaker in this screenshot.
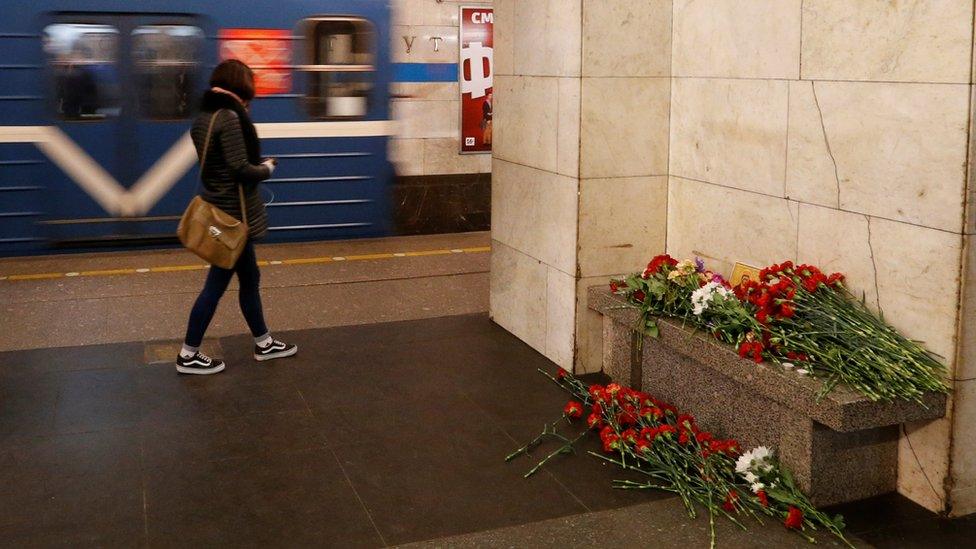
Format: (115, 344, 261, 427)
(254, 338, 298, 362)
(175, 351, 226, 375)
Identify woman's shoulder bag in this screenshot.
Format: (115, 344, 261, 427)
(176, 110, 249, 270)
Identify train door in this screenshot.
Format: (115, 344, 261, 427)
(41, 13, 204, 247)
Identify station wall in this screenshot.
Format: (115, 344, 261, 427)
(490, 0, 976, 517)
(389, 0, 492, 235)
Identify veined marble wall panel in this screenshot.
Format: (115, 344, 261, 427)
(424, 138, 492, 174)
(576, 275, 615, 374)
(899, 417, 952, 513)
(493, 75, 559, 174)
(580, 77, 670, 178)
(547, 266, 578, 369)
(801, 0, 974, 83)
(392, 100, 459, 139)
(491, 159, 578, 276)
(557, 77, 581, 179)
(672, 0, 801, 79)
(666, 177, 799, 277)
(786, 81, 969, 233)
(582, 0, 671, 78)
(513, 0, 582, 77)
(494, 0, 515, 76)
(670, 78, 789, 197)
(578, 176, 668, 278)
(798, 204, 961, 364)
(489, 240, 548, 354)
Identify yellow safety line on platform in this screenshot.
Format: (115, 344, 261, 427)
(0, 245, 491, 283)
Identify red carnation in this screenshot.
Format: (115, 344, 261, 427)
(784, 506, 804, 529)
(563, 401, 583, 419)
(609, 280, 620, 292)
(587, 412, 603, 430)
(633, 289, 646, 303)
(620, 428, 638, 444)
(634, 438, 652, 454)
(556, 369, 567, 379)
(643, 254, 678, 278)
(780, 303, 795, 318)
(757, 490, 769, 508)
(640, 406, 663, 421)
(722, 490, 739, 512)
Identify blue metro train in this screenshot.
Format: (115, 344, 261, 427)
(0, 0, 404, 255)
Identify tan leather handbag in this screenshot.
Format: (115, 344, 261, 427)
(177, 110, 248, 270)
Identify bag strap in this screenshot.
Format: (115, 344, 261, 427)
(199, 109, 248, 226)
(198, 110, 220, 181)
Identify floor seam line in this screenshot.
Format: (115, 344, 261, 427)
(465, 384, 594, 515)
(328, 446, 390, 548)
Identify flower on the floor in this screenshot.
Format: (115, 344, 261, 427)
(563, 401, 583, 419)
(507, 369, 852, 548)
(786, 506, 805, 529)
(609, 254, 948, 403)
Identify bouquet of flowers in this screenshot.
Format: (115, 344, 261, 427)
(508, 370, 850, 547)
(610, 255, 948, 403)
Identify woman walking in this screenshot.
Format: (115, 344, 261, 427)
(176, 60, 297, 375)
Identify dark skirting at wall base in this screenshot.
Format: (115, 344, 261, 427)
(393, 173, 491, 235)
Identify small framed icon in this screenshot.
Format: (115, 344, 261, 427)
(729, 262, 762, 287)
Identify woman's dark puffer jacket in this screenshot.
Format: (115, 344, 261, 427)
(191, 90, 271, 239)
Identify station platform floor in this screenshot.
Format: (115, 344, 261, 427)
(2, 232, 975, 547)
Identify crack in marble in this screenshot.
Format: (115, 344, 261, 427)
(865, 215, 884, 316)
(810, 82, 842, 209)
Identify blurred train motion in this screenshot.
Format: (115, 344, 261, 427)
(0, 0, 399, 255)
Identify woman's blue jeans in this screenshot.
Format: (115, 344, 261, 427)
(184, 241, 268, 347)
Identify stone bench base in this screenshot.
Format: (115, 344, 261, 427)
(589, 287, 946, 506)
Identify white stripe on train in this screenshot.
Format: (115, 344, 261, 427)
(0, 121, 396, 216)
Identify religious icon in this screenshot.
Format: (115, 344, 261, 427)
(730, 262, 761, 287)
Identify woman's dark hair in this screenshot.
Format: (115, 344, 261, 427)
(209, 59, 256, 102)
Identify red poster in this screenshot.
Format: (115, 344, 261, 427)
(218, 29, 292, 96)
(459, 7, 494, 154)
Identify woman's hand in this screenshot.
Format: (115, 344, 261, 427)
(261, 158, 277, 175)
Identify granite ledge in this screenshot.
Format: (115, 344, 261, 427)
(587, 286, 947, 432)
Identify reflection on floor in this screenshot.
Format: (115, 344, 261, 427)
(1, 314, 973, 547)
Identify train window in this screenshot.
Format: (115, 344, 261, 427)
(43, 23, 121, 120)
(302, 18, 375, 119)
(132, 25, 203, 120)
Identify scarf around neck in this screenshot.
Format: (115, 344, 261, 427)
(200, 88, 261, 164)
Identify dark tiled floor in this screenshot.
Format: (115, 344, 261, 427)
(2, 314, 976, 548)
(0, 314, 658, 547)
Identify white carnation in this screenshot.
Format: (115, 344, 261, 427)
(690, 282, 732, 316)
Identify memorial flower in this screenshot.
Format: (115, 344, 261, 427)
(563, 400, 583, 419)
(785, 506, 805, 529)
(690, 281, 731, 316)
(610, 253, 948, 403)
(508, 370, 851, 547)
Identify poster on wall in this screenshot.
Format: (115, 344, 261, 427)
(459, 6, 494, 154)
(218, 29, 292, 96)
